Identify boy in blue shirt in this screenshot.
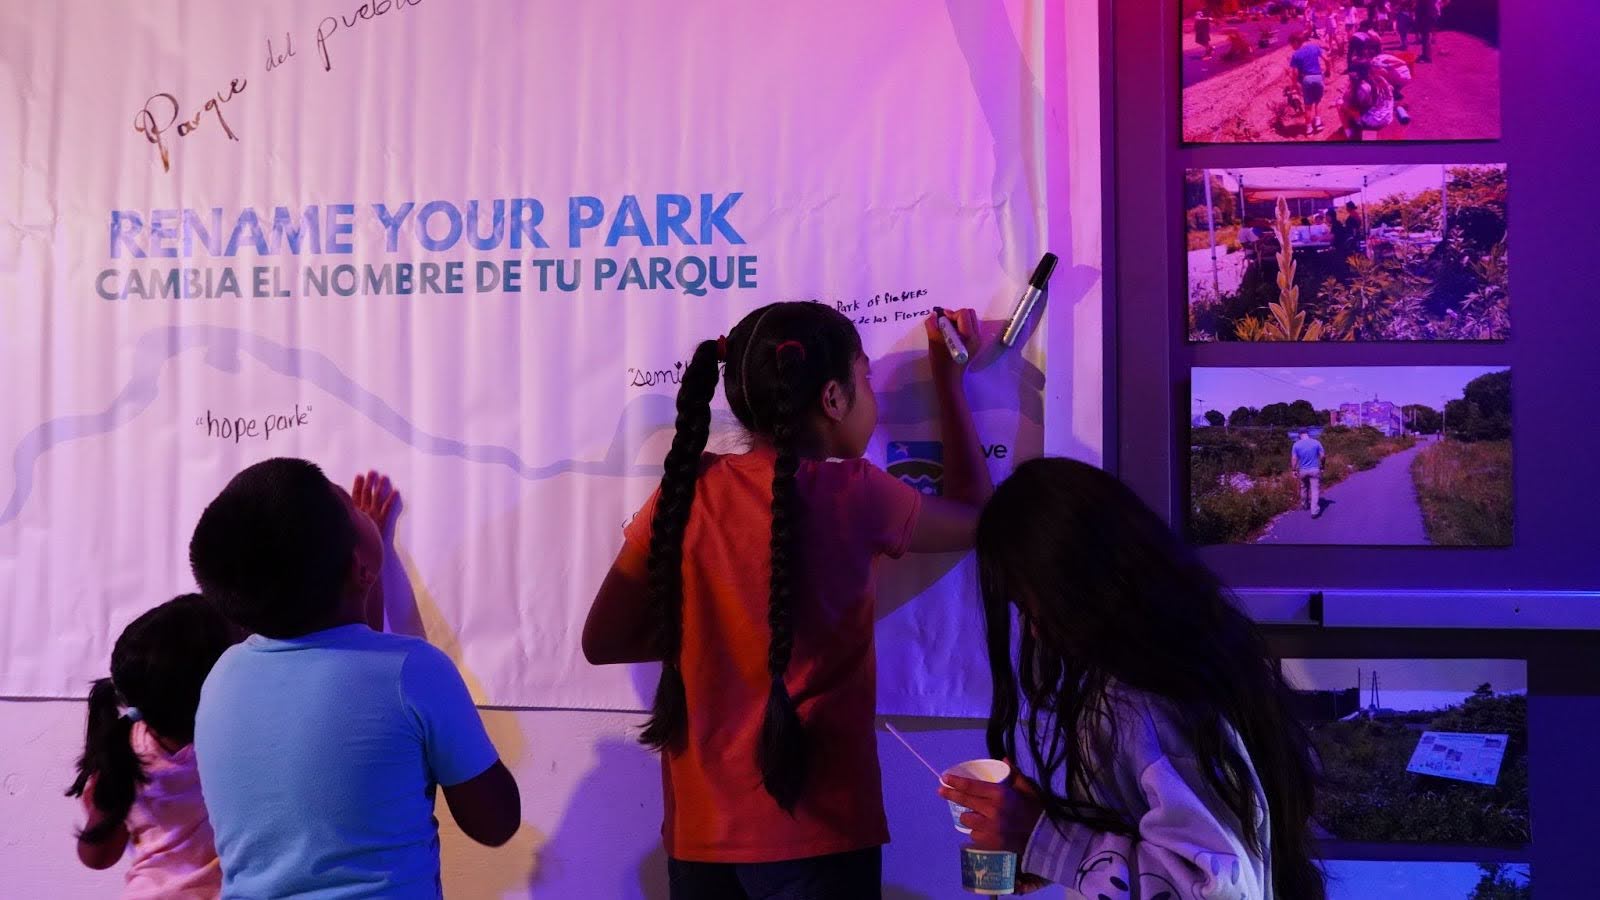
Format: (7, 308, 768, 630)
(190, 458, 520, 898)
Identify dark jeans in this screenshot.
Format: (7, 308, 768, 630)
(668, 847, 882, 900)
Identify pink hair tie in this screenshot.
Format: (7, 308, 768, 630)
(775, 340, 807, 360)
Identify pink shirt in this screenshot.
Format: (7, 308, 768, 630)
(85, 722, 222, 899)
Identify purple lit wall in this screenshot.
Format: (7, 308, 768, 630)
(1108, 0, 1599, 892)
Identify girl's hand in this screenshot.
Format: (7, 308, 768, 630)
(924, 306, 981, 386)
(352, 470, 400, 541)
(938, 759, 1045, 857)
(1015, 874, 1051, 894)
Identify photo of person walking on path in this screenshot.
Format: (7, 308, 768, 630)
(1189, 366, 1512, 546)
(1180, 0, 1500, 142)
(1291, 430, 1326, 516)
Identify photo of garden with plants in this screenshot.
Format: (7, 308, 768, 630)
(1283, 659, 1529, 848)
(1189, 365, 1511, 546)
(1187, 164, 1508, 342)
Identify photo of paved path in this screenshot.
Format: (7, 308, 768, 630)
(1259, 441, 1428, 544)
(1189, 366, 1512, 547)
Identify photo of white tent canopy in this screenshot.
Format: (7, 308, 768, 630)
(1186, 163, 1508, 342)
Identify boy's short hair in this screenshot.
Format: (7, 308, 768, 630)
(190, 458, 356, 638)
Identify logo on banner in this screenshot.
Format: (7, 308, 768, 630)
(887, 441, 944, 496)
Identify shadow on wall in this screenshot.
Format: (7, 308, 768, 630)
(524, 660, 669, 897)
(389, 539, 672, 898)
(532, 736, 668, 899)
(383, 547, 546, 897)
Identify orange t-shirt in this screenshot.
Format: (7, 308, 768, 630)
(621, 447, 923, 863)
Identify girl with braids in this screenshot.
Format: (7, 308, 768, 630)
(939, 459, 1325, 899)
(66, 594, 239, 897)
(585, 301, 993, 898)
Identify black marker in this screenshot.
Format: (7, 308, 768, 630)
(1000, 252, 1058, 348)
(932, 306, 969, 364)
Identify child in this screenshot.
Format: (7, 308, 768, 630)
(1339, 59, 1396, 138)
(1287, 31, 1327, 134)
(584, 302, 992, 898)
(1369, 51, 1415, 124)
(1194, 10, 1213, 59)
(1318, 4, 1342, 52)
(66, 594, 237, 898)
(188, 461, 520, 897)
(940, 458, 1325, 899)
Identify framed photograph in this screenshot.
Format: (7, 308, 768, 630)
(1181, 0, 1502, 143)
(1285, 658, 1529, 846)
(1189, 366, 1511, 546)
(1186, 165, 1508, 342)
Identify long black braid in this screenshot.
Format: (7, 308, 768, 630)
(641, 302, 861, 813)
(757, 340, 808, 810)
(638, 338, 723, 752)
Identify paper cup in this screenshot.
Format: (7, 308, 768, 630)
(942, 758, 1011, 834)
(961, 846, 1017, 895)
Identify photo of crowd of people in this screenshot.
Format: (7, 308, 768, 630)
(1182, 0, 1501, 143)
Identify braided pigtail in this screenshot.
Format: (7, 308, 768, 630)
(756, 340, 809, 811)
(638, 338, 723, 752)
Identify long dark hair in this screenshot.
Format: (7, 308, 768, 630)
(638, 301, 863, 812)
(66, 595, 236, 843)
(977, 458, 1324, 899)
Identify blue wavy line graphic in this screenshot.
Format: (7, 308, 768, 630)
(2, 325, 1043, 527)
(1, 325, 678, 526)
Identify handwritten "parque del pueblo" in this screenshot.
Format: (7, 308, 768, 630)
(134, 83, 247, 173)
(132, 0, 424, 171)
(315, 0, 425, 72)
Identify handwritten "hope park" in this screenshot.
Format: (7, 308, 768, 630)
(132, 0, 424, 172)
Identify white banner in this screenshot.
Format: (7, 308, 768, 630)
(0, 0, 1100, 714)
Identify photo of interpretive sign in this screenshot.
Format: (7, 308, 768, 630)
(1407, 732, 1508, 785)
(1283, 658, 1528, 846)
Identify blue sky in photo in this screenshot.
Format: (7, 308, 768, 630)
(1192, 366, 1508, 413)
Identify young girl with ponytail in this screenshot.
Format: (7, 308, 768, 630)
(585, 301, 993, 898)
(66, 594, 238, 898)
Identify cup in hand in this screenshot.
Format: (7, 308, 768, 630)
(942, 758, 1011, 834)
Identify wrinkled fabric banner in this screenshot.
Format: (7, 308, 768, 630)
(0, 0, 1097, 715)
